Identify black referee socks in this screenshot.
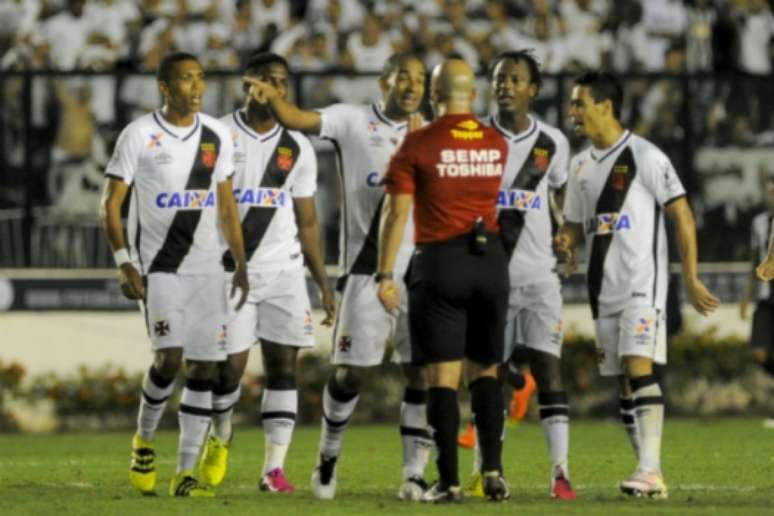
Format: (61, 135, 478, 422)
(470, 376, 505, 474)
(427, 387, 460, 488)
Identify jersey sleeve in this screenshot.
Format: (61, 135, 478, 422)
(290, 135, 317, 198)
(213, 124, 236, 183)
(640, 148, 686, 206)
(384, 134, 417, 195)
(105, 124, 142, 185)
(548, 130, 569, 188)
(563, 156, 584, 224)
(318, 103, 356, 141)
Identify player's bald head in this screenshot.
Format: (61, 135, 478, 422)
(430, 59, 475, 105)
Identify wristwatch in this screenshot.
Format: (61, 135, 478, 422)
(374, 271, 394, 282)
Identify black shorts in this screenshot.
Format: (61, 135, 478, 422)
(751, 302, 774, 350)
(407, 234, 509, 366)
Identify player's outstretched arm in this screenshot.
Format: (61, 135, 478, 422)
(666, 197, 720, 315)
(377, 193, 412, 314)
(100, 178, 144, 300)
(552, 221, 583, 277)
(217, 179, 249, 310)
(243, 76, 322, 135)
(294, 197, 336, 326)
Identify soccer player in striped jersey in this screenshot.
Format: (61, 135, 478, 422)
(245, 54, 432, 501)
(100, 52, 249, 497)
(197, 52, 335, 492)
(474, 50, 575, 500)
(554, 71, 719, 498)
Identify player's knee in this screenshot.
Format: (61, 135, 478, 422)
(334, 365, 366, 393)
(401, 364, 428, 390)
(529, 350, 562, 392)
(153, 349, 183, 380)
(216, 361, 242, 393)
(622, 355, 653, 379)
(185, 360, 217, 381)
(261, 340, 298, 377)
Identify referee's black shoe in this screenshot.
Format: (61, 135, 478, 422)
(420, 482, 463, 503)
(483, 472, 510, 501)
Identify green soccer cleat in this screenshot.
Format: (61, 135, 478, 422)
(463, 470, 484, 497)
(198, 434, 230, 486)
(129, 433, 156, 495)
(169, 470, 215, 497)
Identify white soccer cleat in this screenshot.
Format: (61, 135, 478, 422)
(619, 469, 668, 499)
(310, 455, 338, 500)
(397, 476, 429, 501)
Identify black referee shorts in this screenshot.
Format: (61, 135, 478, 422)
(407, 234, 509, 366)
(751, 302, 774, 351)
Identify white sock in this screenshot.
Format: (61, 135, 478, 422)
(538, 391, 570, 477)
(399, 389, 432, 480)
(212, 385, 241, 442)
(319, 378, 359, 458)
(137, 366, 175, 441)
(620, 396, 640, 458)
(261, 389, 297, 473)
(630, 376, 664, 473)
(177, 379, 212, 473)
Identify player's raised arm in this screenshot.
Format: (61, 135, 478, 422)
(243, 76, 322, 135)
(217, 178, 248, 310)
(665, 197, 719, 315)
(100, 178, 145, 300)
(294, 197, 336, 326)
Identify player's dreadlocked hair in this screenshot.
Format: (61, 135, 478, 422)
(574, 71, 624, 119)
(244, 52, 289, 76)
(488, 49, 543, 92)
(380, 52, 425, 80)
(157, 52, 200, 83)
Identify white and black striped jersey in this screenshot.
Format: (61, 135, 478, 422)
(106, 111, 235, 275)
(750, 212, 774, 302)
(318, 103, 414, 276)
(220, 111, 317, 274)
(564, 131, 686, 318)
(492, 115, 569, 287)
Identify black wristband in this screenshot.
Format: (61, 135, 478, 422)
(374, 271, 394, 282)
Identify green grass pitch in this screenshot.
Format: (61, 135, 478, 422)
(1, 419, 772, 514)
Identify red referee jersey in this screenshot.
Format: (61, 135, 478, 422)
(384, 113, 508, 244)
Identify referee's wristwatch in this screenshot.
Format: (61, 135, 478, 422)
(374, 271, 394, 282)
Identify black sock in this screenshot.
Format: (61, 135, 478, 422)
(427, 387, 459, 488)
(470, 376, 504, 473)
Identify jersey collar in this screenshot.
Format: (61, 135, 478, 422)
(492, 114, 536, 143)
(234, 110, 282, 142)
(371, 103, 407, 130)
(153, 111, 200, 141)
(590, 130, 631, 162)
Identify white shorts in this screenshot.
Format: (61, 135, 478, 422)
(142, 272, 228, 361)
(332, 273, 411, 367)
(225, 268, 314, 355)
(504, 278, 564, 360)
(594, 305, 667, 376)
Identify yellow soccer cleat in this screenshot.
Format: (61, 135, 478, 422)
(463, 470, 484, 497)
(129, 433, 157, 495)
(198, 434, 230, 486)
(169, 470, 215, 497)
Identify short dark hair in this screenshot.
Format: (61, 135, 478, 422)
(380, 52, 425, 80)
(157, 52, 200, 83)
(244, 51, 289, 76)
(488, 49, 542, 91)
(574, 71, 623, 119)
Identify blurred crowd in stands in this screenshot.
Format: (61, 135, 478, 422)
(0, 0, 772, 264)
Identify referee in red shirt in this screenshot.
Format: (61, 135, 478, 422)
(377, 59, 510, 503)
